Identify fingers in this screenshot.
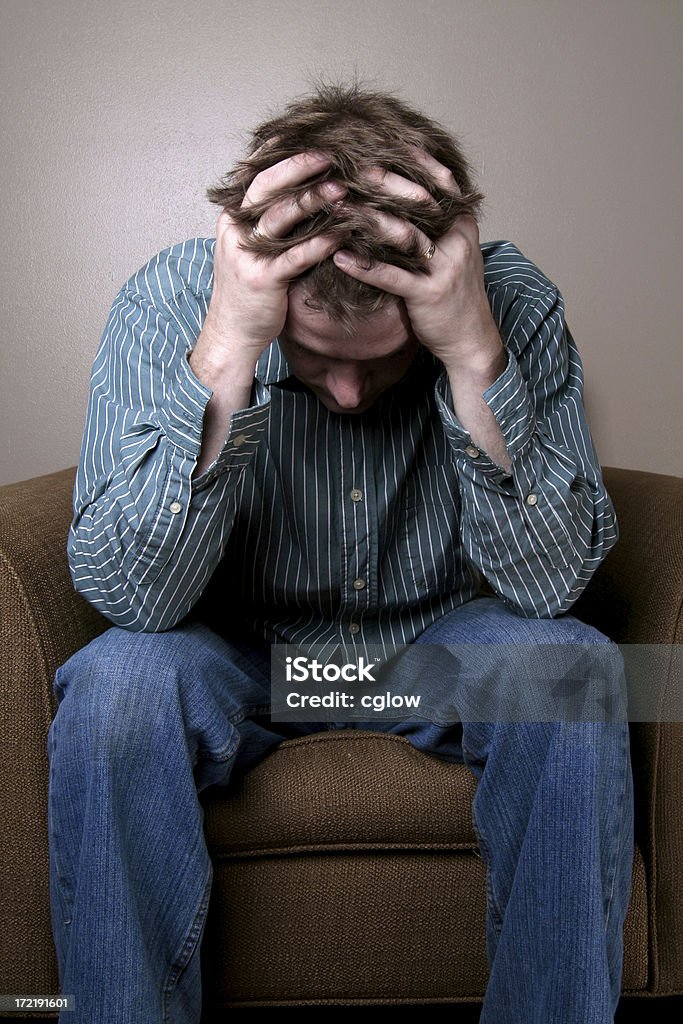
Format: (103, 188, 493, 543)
(381, 201, 478, 264)
(241, 151, 332, 209)
(256, 180, 346, 240)
(238, 149, 347, 245)
(215, 207, 240, 246)
(215, 205, 339, 280)
(404, 145, 463, 196)
(436, 211, 480, 256)
(272, 232, 341, 283)
(378, 209, 432, 259)
(332, 249, 416, 298)
(249, 135, 280, 159)
(345, 206, 434, 261)
(361, 166, 439, 208)
(360, 150, 462, 205)
(330, 204, 479, 298)
(330, 209, 428, 297)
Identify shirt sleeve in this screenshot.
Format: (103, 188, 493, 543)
(68, 286, 270, 632)
(434, 285, 618, 618)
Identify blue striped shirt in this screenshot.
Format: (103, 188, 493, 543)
(68, 238, 618, 649)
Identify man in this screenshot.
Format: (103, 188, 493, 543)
(47, 85, 633, 1023)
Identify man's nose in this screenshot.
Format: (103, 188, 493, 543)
(326, 365, 368, 407)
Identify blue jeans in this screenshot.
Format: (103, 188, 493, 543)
(47, 597, 634, 1023)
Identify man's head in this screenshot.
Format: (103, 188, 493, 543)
(279, 281, 419, 414)
(207, 83, 484, 331)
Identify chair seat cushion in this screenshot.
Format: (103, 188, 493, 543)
(201, 730, 479, 855)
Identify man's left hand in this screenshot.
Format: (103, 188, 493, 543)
(332, 150, 504, 379)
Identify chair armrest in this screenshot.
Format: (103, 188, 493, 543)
(0, 466, 109, 696)
(575, 466, 683, 993)
(0, 467, 108, 994)
(574, 466, 683, 645)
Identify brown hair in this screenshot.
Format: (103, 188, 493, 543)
(207, 83, 485, 329)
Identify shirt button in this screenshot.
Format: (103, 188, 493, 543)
(526, 493, 538, 506)
(352, 578, 366, 591)
(169, 501, 182, 514)
(233, 434, 248, 447)
(349, 622, 361, 635)
(465, 444, 481, 458)
(350, 488, 363, 502)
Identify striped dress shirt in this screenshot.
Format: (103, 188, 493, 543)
(68, 237, 618, 652)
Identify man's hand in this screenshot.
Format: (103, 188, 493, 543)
(332, 149, 504, 380)
(202, 150, 345, 363)
(189, 151, 345, 476)
(332, 150, 511, 472)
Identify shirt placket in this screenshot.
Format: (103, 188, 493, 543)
(338, 415, 377, 648)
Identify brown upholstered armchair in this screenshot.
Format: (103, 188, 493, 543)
(1, 465, 681, 1015)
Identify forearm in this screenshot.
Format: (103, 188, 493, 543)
(442, 326, 511, 474)
(455, 442, 618, 618)
(435, 339, 618, 618)
(189, 320, 260, 476)
(69, 461, 244, 631)
(69, 291, 270, 631)
(69, 381, 271, 633)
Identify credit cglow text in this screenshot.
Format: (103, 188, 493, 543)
(285, 691, 421, 712)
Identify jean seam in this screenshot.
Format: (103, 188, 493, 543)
(603, 725, 631, 937)
(50, 841, 74, 927)
(473, 822, 505, 937)
(464, 743, 505, 938)
(226, 701, 271, 728)
(197, 703, 272, 765)
(160, 857, 213, 1023)
(47, 722, 75, 927)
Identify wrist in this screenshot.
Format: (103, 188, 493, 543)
(190, 325, 260, 391)
(201, 312, 267, 359)
(442, 332, 507, 389)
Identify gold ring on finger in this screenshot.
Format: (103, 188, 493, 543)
(422, 240, 436, 261)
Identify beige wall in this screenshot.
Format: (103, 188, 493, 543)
(1, 0, 681, 485)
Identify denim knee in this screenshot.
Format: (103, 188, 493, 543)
(414, 597, 625, 723)
(419, 595, 613, 646)
(51, 626, 206, 762)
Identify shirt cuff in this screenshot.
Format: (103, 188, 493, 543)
(193, 370, 272, 489)
(434, 348, 537, 479)
(156, 350, 213, 456)
(157, 352, 271, 487)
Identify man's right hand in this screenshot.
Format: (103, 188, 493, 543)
(200, 150, 345, 363)
(189, 151, 344, 476)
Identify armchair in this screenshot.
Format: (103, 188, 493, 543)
(1, 465, 681, 1013)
